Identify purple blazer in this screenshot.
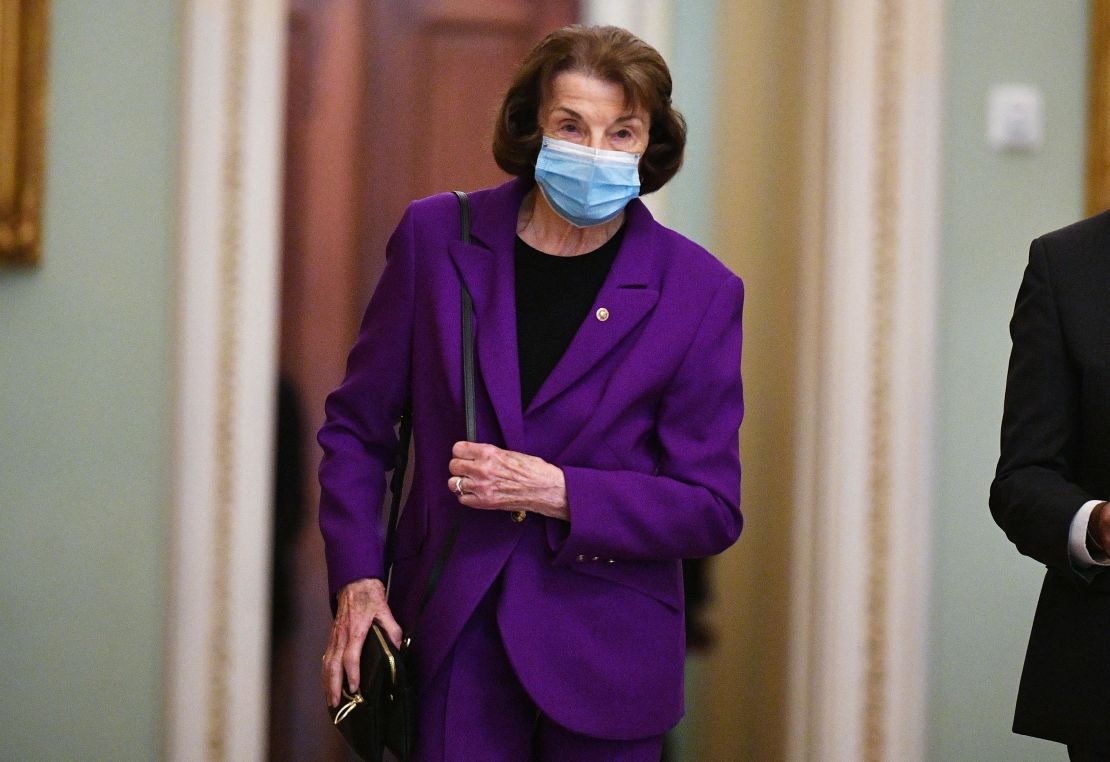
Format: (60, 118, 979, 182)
(318, 177, 744, 740)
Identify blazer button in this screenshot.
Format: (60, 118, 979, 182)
(511, 510, 526, 523)
(595, 307, 610, 322)
(576, 554, 586, 562)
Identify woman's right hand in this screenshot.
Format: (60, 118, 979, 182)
(321, 577, 403, 708)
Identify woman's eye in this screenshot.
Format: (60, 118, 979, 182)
(559, 123, 579, 134)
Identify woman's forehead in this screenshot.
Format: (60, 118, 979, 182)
(543, 71, 646, 118)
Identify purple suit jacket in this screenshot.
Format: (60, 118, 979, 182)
(318, 177, 744, 740)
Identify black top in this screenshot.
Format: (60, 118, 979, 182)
(515, 227, 624, 409)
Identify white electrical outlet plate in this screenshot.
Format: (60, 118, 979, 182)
(987, 83, 1044, 153)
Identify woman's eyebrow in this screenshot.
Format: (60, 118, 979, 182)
(549, 106, 584, 120)
(550, 106, 644, 125)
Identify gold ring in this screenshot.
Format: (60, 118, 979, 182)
(452, 476, 465, 496)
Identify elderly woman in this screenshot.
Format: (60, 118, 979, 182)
(319, 25, 744, 760)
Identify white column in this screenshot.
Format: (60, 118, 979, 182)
(789, 1, 943, 759)
(167, 1, 287, 760)
(583, 0, 673, 56)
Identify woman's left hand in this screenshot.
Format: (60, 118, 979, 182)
(448, 441, 569, 521)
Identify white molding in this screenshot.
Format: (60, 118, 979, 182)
(789, 1, 943, 759)
(583, 0, 672, 57)
(786, 0, 830, 753)
(883, 2, 943, 756)
(167, 1, 287, 760)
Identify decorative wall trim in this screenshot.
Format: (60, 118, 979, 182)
(206, 0, 248, 756)
(788, 1, 942, 759)
(167, 1, 287, 760)
(864, 0, 903, 756)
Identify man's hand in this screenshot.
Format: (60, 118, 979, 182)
(321, 578, 402, 708)
(1087, 501, 1110, 560)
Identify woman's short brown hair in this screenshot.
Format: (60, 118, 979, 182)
(492, 25, 686, 195)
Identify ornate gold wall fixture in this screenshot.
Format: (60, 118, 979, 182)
(1086, 0, 1110, 215)
(0, 0, 49, 266)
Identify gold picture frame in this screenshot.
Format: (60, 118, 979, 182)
(1087, 0, 1110, 215)
(1, 0, 49, 266)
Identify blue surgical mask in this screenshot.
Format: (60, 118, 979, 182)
(534, 136, 641, 228)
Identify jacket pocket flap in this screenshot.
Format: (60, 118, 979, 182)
(564, 556, 683, 612)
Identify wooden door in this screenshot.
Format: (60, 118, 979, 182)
(274, 2, 577, 759)
(357, 0, 580, 305)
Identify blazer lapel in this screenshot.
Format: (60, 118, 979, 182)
(525, 200, 661, 415)
(447, 180, 528, 451)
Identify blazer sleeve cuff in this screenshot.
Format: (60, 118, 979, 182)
(546, 464, 607, 564)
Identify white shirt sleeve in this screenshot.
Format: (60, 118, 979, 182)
(1068, 499, 1110, 568)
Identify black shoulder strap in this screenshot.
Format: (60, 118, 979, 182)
(384, 191, 474, 638)
(456, 191, 477, 442)
(381, 410, 410, 574)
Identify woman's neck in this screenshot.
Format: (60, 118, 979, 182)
(517, 188, 624, 257)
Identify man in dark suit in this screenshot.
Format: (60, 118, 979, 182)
(992, 211, 1110, 760)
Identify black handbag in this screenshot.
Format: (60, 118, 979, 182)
(331, 621, 415, 758)
(329, 190, 476, 761)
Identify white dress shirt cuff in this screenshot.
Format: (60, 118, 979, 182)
(1069, 499, 1110, 568)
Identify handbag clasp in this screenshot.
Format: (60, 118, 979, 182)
(333, 690, 364, 725)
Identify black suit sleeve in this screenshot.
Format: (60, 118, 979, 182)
(990, 237, 1093, 578)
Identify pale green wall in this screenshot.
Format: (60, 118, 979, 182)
(0, 1, 179, 759)
(929, 2, 1089, 760)
(666, 7, 721, 759)
(668, 0, 720, 253)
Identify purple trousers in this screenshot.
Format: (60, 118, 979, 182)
(412, 581, 664, 761)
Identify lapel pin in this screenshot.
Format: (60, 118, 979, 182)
(595, 307, 610, 322)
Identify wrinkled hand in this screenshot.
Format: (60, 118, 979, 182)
(448, 441, 569, 520)
(321, 578, 402, 708)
